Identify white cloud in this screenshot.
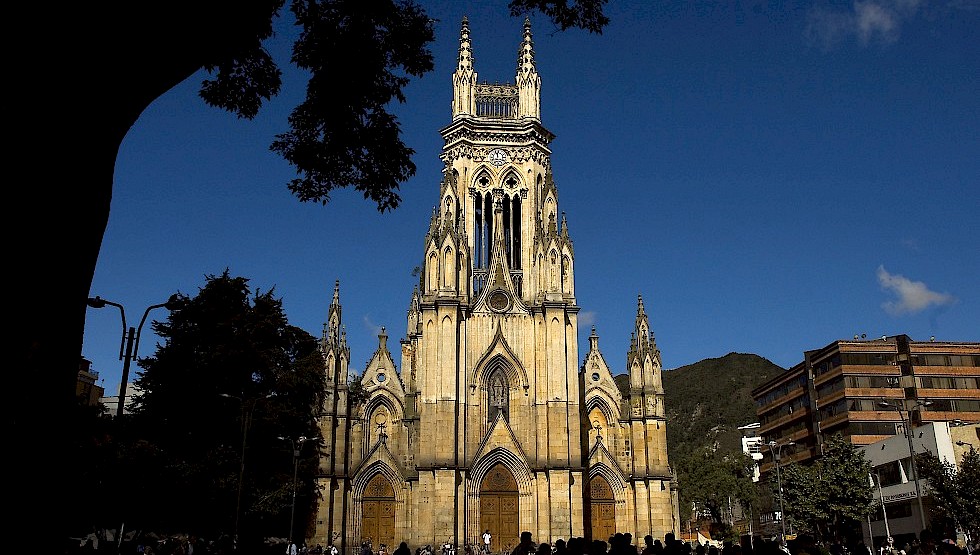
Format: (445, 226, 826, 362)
(805, 0, 923, 49)
(579, 311, 597, 328)
(362, 314, 383, 337)
(877, 265, 955, 315)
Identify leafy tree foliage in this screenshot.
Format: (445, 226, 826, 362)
(676, 446, 759, 539)
(102, 271, 326, 546)
(915, 446, 980, 541)
(778, 434, 875, 541)
(15, 1, 608, 538)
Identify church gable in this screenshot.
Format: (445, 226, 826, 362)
(471, 323, 529, 391)
(352, 438, 407, 485)
(471, 411, 530, 468)
(361, 327, 405, 399)
(587, 436, 627, 483)
(583, 326, 623, 410)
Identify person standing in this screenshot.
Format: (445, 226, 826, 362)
(512, 532, 536, 555)
(288, 540, 298, 555)
(484, 531, 493, 554)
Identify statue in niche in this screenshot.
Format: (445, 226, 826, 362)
(488, 371, 509, 423)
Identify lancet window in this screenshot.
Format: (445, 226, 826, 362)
(473, 190, 522, 270)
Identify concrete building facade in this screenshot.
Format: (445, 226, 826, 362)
(311, 18, 678, 553)
(752, 335, 980, 479)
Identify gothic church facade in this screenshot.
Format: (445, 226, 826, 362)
(313, 18, 678, 552)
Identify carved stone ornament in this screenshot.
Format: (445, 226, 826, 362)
(488, 289, 511, 312)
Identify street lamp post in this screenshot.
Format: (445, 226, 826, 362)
(86, 295, 178, 418)
(768, 440, 795, 542)
(279, 435, 315, 545)
(221, 392, 274, 543)
(878, 400, 931, 531)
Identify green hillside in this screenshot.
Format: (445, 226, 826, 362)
(614, 352, 786, 460)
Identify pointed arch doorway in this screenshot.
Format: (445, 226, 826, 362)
(480, 464, 519, 554)
(589, 475, 615, 542)
(362, 474, 396, 550)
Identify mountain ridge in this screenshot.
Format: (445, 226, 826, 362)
(614, 352, 786, 460)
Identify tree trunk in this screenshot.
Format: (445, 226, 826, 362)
(10, 2, 241, 544)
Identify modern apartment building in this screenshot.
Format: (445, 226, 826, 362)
(76, 356, 104, 408)
(752, 335, 980, 480)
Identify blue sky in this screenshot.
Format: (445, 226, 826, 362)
(83, 1, 979, 399)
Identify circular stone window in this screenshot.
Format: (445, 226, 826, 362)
(376, 372, 386, 383)
(592, 372, 600, 382)
(488, 289, 510, 312)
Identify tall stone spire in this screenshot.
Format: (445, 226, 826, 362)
(324, 280, 343, 346)
(452, 16, 477, 118)
(320, 279, 350, 385)
(516, 16, 541, 119)
(634, 294, 650, 346)
(628, 294, 662, 393)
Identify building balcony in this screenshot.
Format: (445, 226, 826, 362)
(917, 388, 980, 399)
(758, 409, 809, 436)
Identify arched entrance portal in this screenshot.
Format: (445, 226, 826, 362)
(589, 475, 615, 542)
(480, 464, 519, 553)
(362, 474, 396, 550)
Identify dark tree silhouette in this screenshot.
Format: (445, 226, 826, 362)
(12, 0, 606, 542)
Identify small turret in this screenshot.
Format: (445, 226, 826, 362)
(452, 16, 478, 118)
(320, 280, 350, 386)
(515, 17, 541, 119)
(628, 294, 662, 394)
(323, 280, 343, 348)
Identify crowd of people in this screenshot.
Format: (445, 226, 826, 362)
(70, 528, 975, 555)
(349, 529, 977, 555)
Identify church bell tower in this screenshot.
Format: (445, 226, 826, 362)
(403, 15, 585, 548)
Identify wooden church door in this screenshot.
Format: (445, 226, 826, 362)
(362, 474, 396, 550)
(480, 464, 519, 553)
(589, 475, 615, 542)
